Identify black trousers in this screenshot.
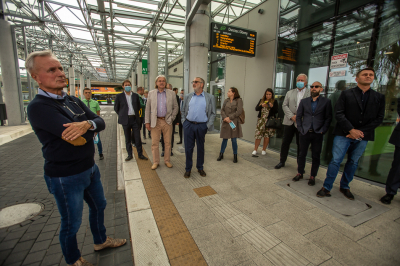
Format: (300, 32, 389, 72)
(123, 116, 143, 157)
(178, 122, 183, 142)
(385, 145, 400, 195)
(280, 124, 300, 164)
(161, 130, 174, 151)
(298, 131, 324, 177)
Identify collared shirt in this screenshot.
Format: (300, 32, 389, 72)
(356, 86, 370, 111)
(157, 89, 167, 117)
(82, 99, 101, 114)
(124, 92, 135, 115)
(297, 88, 306, 109)
(38, 88, 96, 130)
(186, 92, 208, 122)
(310, 97, 320, 130)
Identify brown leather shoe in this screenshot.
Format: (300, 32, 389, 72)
(184, 171, 191, 178)
(94, 237, 127, 251)
(69, 257, 93, 266)
(165, 162, 173, 168)
(198, 170, 206, 177)
(151, 163, 159, 170)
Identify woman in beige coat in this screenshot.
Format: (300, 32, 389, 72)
(217, 87, 243, 163)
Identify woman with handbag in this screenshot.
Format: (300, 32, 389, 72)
(217, 87, 243, 163)
(252, 88, 278, 156)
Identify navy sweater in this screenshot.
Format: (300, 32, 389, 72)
(27, 94, 105, 177)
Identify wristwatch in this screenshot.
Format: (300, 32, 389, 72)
(87, 120, 93, 128)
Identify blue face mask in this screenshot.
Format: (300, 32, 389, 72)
(124, 86, 131, 92)
(296, 82, 305, 89)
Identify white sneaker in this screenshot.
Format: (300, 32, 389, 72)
(262, 150, 266, 155)
(252, 150, 257, 155)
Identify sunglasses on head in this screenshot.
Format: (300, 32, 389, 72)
(310, 85, 321, 88)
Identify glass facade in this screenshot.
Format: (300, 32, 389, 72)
(270, 0, 400, 183)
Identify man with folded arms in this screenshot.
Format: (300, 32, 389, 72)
(317, 68, 385, 200)
(145, 75, 178, 170)
(26, 50, 126, 266)
(295, 81, 332, 186)
(181, 77, 216, 178)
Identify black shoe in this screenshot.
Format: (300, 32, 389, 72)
(177, 141, 182, 144)
(275, 162, 285, 169)
(380, 194, 394, 205)
(171, 152, 174, 156)
(308, 176, 315, 186)
(217, 153, 224, 161)
(292, 173, 303, 181)
(161, 152, 164, 157)
(99, 154, 104, 160)
(317, 187, 331, 198)
(233, 154, 238, 163)
(174, 131, 177, 134)
(184, 171, 191, 178)
(138, 154, 148, 160)
(198, 170, 206, 177)
(125, 155, 133, 161)
(339, 188, 354, 200)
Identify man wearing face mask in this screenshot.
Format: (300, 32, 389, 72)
(275, 74, 310, 169)
(295, 82, 332, 185)
(114, 80, 148, 161)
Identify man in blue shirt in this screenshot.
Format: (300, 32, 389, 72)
(181, 77, 216, 178)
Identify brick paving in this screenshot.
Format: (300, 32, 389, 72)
(0, 106, 133, 266)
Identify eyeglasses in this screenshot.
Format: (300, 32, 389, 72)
(310, 85, 321, 88)
(191, 81, 203, 84)
(63, 98, 86, 118)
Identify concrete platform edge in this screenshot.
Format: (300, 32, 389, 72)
(117, 123, 170, 266)
(0, 125, 33, 146)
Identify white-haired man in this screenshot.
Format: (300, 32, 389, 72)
(275, 73, 310, 169)
(145, 75, 178, 170)
(26, 50, 126, 266)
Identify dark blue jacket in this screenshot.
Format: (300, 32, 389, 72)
(389, 97, 400, 147)
(296, 96, 332, 135)
(27, 94, 105, 177)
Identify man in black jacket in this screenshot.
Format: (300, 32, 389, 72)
(295, 81, 332, 186)
(114, 80, 148, 161)
(380, 97, 400, 204)
(27, 50, 126, 266)
(317, 68, 385, 200)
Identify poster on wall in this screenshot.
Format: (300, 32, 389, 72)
(329, 70, 346, 77)
(330, 53, 348, 69)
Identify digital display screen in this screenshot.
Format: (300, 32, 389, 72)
(277, 42, 297, 64)
(210, 22, 257, 57)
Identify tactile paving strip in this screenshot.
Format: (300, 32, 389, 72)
(193, 186, 217, 198)
(133, 148, 208, 265)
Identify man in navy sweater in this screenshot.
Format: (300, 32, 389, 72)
(26, 50, 126, 266)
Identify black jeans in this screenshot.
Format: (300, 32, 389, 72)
(123, 116, 143, 157)
(298, 131, 324, 177)
(178, 122, 183, 142)
(280, 124, 300, 164)
(385, 145, 400, 195)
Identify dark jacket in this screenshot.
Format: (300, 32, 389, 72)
(296, 96, 332, 135)
(389, 97, 400, 147)
(114, 92, 142, 127)
(255, 99, 278, 119)
(333, 86, 385, 141)
(27, 95, 105, 177)
(173, 94, 181, 124)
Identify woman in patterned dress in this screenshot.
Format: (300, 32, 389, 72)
(252, 88, 278, 155)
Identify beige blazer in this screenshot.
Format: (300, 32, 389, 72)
(282, 88, 310, 127)
(145, 88, 178, 128)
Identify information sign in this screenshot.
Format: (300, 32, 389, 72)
(277, 43, 297, 64)
(330, 53, 348, 69)
(142, 60, 148, 74)
(210, 22, 256, 57)
(329, 70, 346, 77)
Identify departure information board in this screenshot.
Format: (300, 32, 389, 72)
(210, 22, 257, 57)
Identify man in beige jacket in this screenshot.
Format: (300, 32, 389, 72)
(145, 75, 179, 169)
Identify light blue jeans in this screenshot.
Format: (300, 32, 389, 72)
(220, 138, 238, 154)
(323, 136, 368, 191)
(44, 164, 107, 264)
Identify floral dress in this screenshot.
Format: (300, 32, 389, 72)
(254, 106, 276, 139)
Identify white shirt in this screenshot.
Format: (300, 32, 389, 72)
(296, 88, 306, 109)
(124, 92, 135, 115)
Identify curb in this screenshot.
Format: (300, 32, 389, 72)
(117, 123, 170, 266)
(0, 125, 33, 146)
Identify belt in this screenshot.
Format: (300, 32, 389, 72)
(157, 117, 165, 120)
(128, 115, 136, 118)
(187, 120, 206, 125)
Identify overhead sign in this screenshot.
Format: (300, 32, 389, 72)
(96, 67, 106, 73)
(329, 70, 346, 77)
(277, 43, 297, 64)
(142, 59, 148, 74)
(330, 53, 348, 69)
(210, 22, 256, 57)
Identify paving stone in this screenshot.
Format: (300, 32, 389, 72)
(40, 253, 63, 266)
(41, 224, 59, 233)
(4, 249, 30, 265)
(35, 231, 55, 242)
(0, 239, 19, 251)
(45, 244, 62, 255)
(30, 240, 51, 253)
(20, 230, 41, 242)
(13, 240, 35, 253)
(22, 250, 46, 265)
